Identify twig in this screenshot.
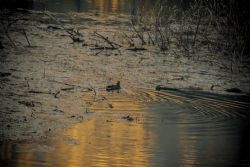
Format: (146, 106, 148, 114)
(95, 48, 104, 56)
(94, 32, 121, 49)
(44, 12, 65, 29)
(23, 29, 31, 46)
(147, 31, 155, 45)
(193, 11, 202, 47)
(127, 47, 146, 51)
(44, 12, 84, 43)
(88, 85, 97, 101)
(0, 22, 16, 47)
(130, 21, 146, 45)
(54, 91, 60, 98)
(123, 32, 135, 47)
(90, 46, 117, 50)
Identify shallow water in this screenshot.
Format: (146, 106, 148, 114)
(1, 89, 250, 167)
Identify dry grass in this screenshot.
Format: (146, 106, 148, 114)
(128, 0, 249, 72)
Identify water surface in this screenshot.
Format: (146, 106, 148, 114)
(1, 90, 250, 167)
(31, 0, 189, 16)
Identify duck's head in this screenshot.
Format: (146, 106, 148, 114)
(117, 81, 120, 86)
(155, 85, 162, 91)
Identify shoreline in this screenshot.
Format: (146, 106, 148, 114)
(1, 10, 250, 141)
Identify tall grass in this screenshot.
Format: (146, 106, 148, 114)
(130, 0, 249, 71)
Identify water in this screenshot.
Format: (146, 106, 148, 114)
(31, 0, 189, 16)
(31, 0, 143, 15)
(1, 89, 250, 167)
(1, 1, 250, 166)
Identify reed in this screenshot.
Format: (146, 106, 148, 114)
(130, 0, 249, 71)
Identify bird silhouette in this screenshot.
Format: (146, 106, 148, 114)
(106, 81, 121, 92)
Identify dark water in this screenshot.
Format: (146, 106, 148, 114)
(1, 89, 250, 167)
(28, 0, 188, 16)
(31, 0, 154, 16)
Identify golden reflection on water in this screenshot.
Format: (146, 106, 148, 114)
(61, 121, 152, 166)
(111, 0, 119, 12)
(14, 91, 155, 167)
(51, 91, 154, 166)
(90, 0, 122, 16)
(40, 0, 125, 16)
(3, 89, 247, 166)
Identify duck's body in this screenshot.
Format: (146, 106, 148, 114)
(106, 81, 121, 92)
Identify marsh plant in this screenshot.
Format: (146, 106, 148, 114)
(130, 0, 250, 72)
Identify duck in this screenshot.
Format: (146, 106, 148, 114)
(106, 81, 121, 92)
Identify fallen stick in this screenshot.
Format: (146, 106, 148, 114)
(23, 29, 31, 46)
(123, 32, 135, 46)
(130, 21, 146, 45)
(94, 49, 104, 56)
(28, 90, 52, 94)
(90, 46, 118, 50)
(54, 91, 60, 98)
(44, 12, 83, 43)
(94, 32, 122, 49)
(127, 47, 146, 51)
(0, 22, 16, 47)
(61, 87, 75, 91)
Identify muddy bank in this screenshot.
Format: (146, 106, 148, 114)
(0, 10, 250, 141)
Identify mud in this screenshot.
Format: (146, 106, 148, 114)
(0, 10, 250, 141)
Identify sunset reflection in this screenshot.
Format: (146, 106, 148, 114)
(39, 0, 125, 16)
(48, 92, 153, 166)
(2, 90, 246, 166)
(92, 0, 122, 16)
(13, 92, 155, 167)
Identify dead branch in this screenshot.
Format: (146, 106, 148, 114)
(61, 87, 75, 91)
(94, 32, 122, 49)
(23, 29, 31, 46)
(44, 12, 84, 43)
(94, 49, 104, 56)
(0, 21, 16, 47)
(66, 28, 84, 43)
(130, 21, 146, 45)
(147, 31, 155, 45)
(123, 32, 135, 47)
(127, 47, 147, 51)
(54, 91, 60, 98)
(44, 12, 65, 29)
(90, 46, 118, 50)
(28, 90, 52, 95)
(88, 85, 97, 101)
